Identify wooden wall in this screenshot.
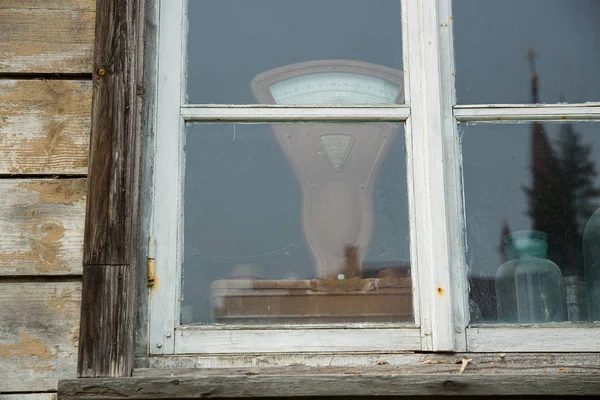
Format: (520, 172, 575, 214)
(0, 0, 94, 396)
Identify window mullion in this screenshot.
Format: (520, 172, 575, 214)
(454, 104, 600, 121)
(149, 0, 186, 355)
(438, 0, 469, 352)
(406, 0, 466, 351)
(180, 106, 410, 122)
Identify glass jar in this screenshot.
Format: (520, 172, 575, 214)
(496, 231, 567, 323)
(584, 207, 600, 321)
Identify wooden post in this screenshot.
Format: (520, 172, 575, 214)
(78, 0, 146, 378)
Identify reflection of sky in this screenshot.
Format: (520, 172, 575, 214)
(182, 123, 410, 324)
(463, 122, 600, 278)
(454, 0, 600, 104)
(187, 0, 402, 104)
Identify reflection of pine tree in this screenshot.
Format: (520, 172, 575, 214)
(554, 123, 600, 276)
(525, 122, 600, 277)
(557, 123, 600, 231)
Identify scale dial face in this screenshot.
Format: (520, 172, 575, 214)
(252, 60, 403, 105)
(269, 72, 401, 105)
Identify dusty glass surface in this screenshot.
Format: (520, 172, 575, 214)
(187, 0, 403, 104)
(182, 123, 412, 324)
(462, 122, 600, 323)
(453, 0, 600, 104)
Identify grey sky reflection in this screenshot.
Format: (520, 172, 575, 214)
(187, 0, 402, 104)
(454, 0, 600, 104)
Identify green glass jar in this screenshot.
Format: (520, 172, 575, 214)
(496, 231, 567, 323)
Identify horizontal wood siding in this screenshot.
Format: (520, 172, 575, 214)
(0, 179, 86, 276)
(0, 80, 91, 175)
(0, 1, 95, 74)
(0, 282, 81, 392)
(0, 394, 57, 400)
(0, 0, 94, 397)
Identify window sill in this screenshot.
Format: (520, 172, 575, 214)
(58, 362, 600, 398)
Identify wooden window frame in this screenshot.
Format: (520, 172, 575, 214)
(69, 0, 600, 388)
(145, 0, 469, 356)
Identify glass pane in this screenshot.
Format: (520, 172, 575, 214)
(187, 0, 404, 104)
(182, 122, 412, 324)
(462, 122, 600, 323)
(454, 0, 600, 104)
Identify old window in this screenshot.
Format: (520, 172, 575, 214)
(74, 0, 600, 381)
(149, 0, 428, 354)
(147, 0, 600, 355)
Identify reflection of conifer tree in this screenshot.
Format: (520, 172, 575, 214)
(554, 122, 600, 276)
(557, 123, 600, 232)
(524, 121, 565, 268)
(525, 121, 600, 277)
(520, 50, 600, 278)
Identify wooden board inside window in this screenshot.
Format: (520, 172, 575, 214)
(211, 278, 412, 323)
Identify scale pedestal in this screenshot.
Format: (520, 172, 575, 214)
(269, 123, 396, 278)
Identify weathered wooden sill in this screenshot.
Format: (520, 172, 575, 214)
(58, 363, 600, 399)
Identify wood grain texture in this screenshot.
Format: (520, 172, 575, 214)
(0, 395, 57, 400)
(137, 352, 600, 370)
(58, 371, 600, 398)
(467, 326, 600, 352)
(0, 80, 91, 174)
(0, 282, 80, 393)
(83, 0, 145, 265)
(78, 265, 136, 377)
(0, 179, 85, 276)
(175, 327, 421, 354)
(78, 0, 147, 379)
(0, 1, 95, 73)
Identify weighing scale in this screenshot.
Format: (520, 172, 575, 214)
(210, 60, 411, 323)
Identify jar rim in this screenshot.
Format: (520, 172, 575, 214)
(503, 230, 547, 244)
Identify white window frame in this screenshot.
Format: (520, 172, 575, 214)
(148, 0, 600, 356)
(457, 104, 600, 352)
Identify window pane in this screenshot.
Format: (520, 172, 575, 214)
(182, 122, 412, 324)
(454, 0, 600, 104)
(187, 0, 404, 104)
(462, 122, 600, 323)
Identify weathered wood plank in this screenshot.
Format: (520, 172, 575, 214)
(58, 373, 600, 398)
(137, 352, 600, 370)
(0, 179, 85, 276)
(78, 265, 136, 378)
(0, 282, 80, 393)
(467, 326, 600, 352)
(78, 0, 146, 379)
(135, 360, 600, 377)
(175, 327, 421, 354)
(0, 80, 91, 174)
(0, 1, 95, 74)
(84, 0, 145, 265)
(0, 394, 57, 400)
